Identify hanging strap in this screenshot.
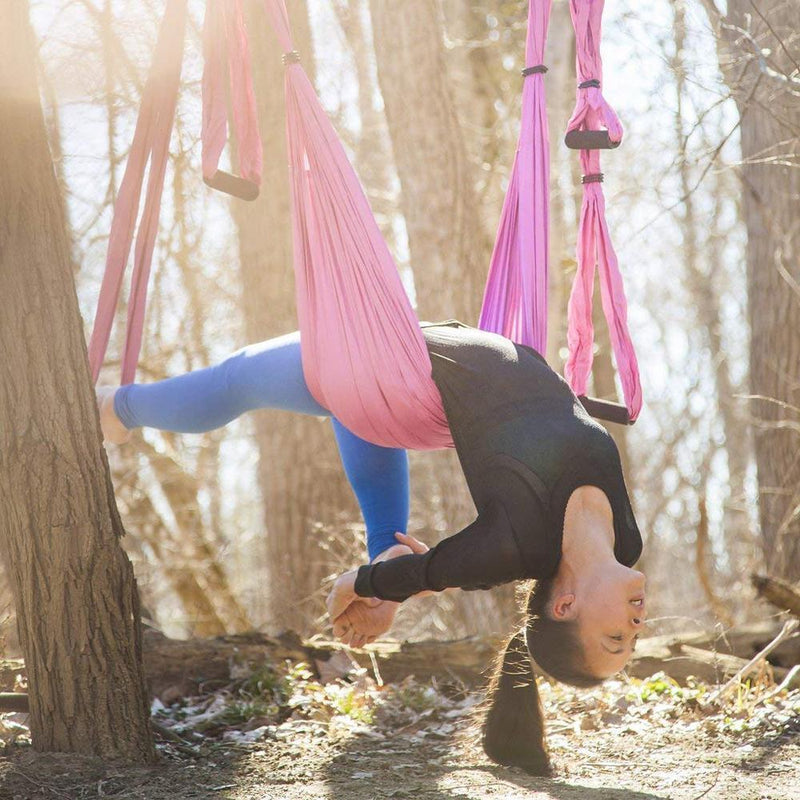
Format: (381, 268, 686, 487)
(563, 0, 641, 422)
(88, 0, 188, 385)
(261, 0, 452, 449)
(478, 0, 553, 355)
(202, 0, 262, 200)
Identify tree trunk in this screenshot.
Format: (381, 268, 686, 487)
(545, 0, 578, 368)
(0, 0, 153, 762)
(369, 0, 488, 323)
(230, 0, 357, 633)
(705, 0, 800, 579)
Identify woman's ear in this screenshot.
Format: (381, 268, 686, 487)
(550, 592, 577, 620)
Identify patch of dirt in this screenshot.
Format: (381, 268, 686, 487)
(1, 666, 798, 799)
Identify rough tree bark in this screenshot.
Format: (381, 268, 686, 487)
(230, 0, 357, 633)
(702, 0, 800, 580)
(0, 0, 153, 761)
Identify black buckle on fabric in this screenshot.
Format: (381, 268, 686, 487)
(578, 79, 601, 89)
(521, 64, 548, 76)
(581, 173, 604, 184)
(282, 51, 301, 66)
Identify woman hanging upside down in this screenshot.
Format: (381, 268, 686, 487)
(97, 320, 645, 776)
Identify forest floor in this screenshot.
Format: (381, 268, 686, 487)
(1, 656, 799, 800)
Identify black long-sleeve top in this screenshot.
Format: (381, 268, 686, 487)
(353, 321, 642, 602)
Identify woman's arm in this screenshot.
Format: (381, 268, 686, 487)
(352, 501, 529, 603)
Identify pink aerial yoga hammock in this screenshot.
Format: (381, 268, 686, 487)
(89, 0, 641, 447)
(262, 1, 451, 450)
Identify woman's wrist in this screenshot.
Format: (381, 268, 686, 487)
(370, 543, 414, 564)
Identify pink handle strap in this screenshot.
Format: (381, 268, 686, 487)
(202, 0, 262, 197)
(565, 0, 623, 143)
(563, 0, 641, 421)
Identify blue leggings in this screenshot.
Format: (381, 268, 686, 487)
(114, 332, 409, 560)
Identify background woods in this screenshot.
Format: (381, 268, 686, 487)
(1, 0, 798, 699)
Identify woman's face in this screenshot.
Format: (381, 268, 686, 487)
(553, 563, 647, 677)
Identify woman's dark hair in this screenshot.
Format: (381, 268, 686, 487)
(481, 579, 603, 775)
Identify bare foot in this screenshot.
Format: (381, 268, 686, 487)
(96, 386, 132, 444)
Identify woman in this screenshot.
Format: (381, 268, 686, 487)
(98, 320, 645, 775)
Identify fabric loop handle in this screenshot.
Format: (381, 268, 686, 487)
(563, 0, 641, 422)
(203, 170, 260, 200)
(565, 129, 621, 150)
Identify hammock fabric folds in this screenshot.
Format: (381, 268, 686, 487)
(563, 0, 642, 421)
(263, 1, 452, 450)
(478, 0, 552, 355)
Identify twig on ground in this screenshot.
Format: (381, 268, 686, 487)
(369, 650, 384, 687)
(8, 769, 72, 800)
(690, 765, 722, 800)
(151, 720, 199, 757)
(759, 664, 800, 704)
(706, 619, 799, 704)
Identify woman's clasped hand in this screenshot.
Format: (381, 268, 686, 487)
(326, 532, 429, 648)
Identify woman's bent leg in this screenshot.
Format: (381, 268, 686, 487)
(333, 419, 409, 561)
(110, 331, 410, 556)
(114, 332, 329, 433)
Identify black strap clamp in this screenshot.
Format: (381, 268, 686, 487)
(578, 79, 601, 89)
(282, 51, 301, 66)
(522, 64, 548, 77)
(581, 173, 604, 184)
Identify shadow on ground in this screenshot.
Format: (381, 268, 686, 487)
(320, 725, 667, 800)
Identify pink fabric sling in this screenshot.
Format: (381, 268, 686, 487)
(88, 0, 187, 385)
(262, 1, 451, 449)
(563, 0, 641, 421)
(479, 0, 552, 355)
